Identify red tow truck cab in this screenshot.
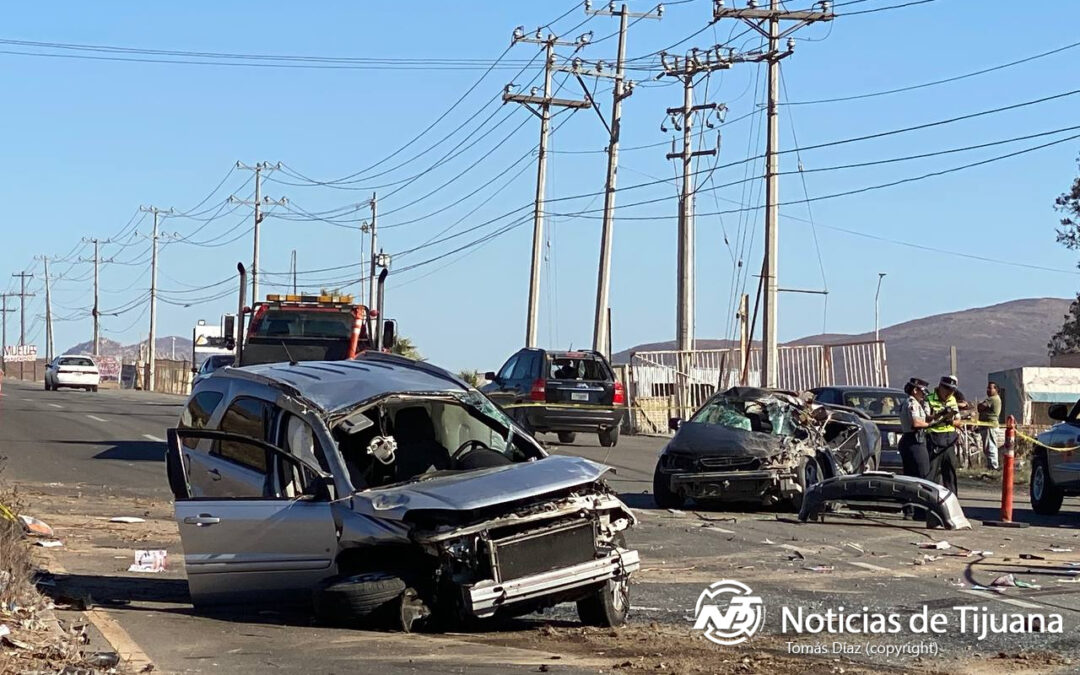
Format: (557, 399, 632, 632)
(238, 293, 388, 367)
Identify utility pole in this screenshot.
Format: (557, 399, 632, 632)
(504, 27, 591, 348)
(140, 205, 174, 392)
(659, 51, 730, 355)
(10, 271, 34, 346)
(0, 294, 15, 362)
(291, 250, 298, 295)
(659, 49, 729, 417)
(41, 256, 54, 361)
(572, 2, 661, 357)
(738, 293, 749, 386)
(366, 194, 377, 319)
(81, 237, 108, 356)
(713, 0, 834, 387)
(231, 162, 285, 304)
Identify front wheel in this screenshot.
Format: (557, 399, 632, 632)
(1030, 454, 1065, 515)
(576, 577, 629, 627)
(598, 425, 620, 447)
(790, 454, 822, 511)
(652, 461, 684, 509)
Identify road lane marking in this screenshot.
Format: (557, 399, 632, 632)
(22, 398, 33, 402)
(48, 403, 63, 409)
(847, 561, 918, 578)
(143, 434, 165, 442)
(959, 589, 1042, 609)
(86, 415, 108, 422)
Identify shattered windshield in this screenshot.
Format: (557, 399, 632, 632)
(842, 392, 901, 417)
(335, 392, 540, 491)
(690, 395, 799, 436)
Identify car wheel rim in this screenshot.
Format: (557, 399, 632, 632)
(610, 578, 628, 614)
(1032, 467, 1044, 500)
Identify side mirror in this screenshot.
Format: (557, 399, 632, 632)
(668, 417, 683, 432)
(381, 319, 397, 351)
(484, 371, 498, 382)
(1048, 403, 1069, 421)
(191, 367, 199, 374)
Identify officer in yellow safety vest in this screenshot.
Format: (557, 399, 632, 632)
(925, 375, 961, 495)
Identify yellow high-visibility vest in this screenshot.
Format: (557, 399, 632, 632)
(927, 390, 958, 433)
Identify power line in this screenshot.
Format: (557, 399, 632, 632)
(784, 39, 1080, 106)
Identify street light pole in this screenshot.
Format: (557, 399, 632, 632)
(874, 272, 886, 342)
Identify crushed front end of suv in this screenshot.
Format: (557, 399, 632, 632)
(653, 387, 880, 510)
(166, 353, 638, 631)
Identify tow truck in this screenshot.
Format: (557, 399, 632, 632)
(233, 264, 395, 367)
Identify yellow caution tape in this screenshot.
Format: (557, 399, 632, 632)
(0, 501, 16, 522)
(931, 418, 1079, 453)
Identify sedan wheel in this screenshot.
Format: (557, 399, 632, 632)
(577, 577, 630, 627)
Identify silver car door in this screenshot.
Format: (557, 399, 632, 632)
(167, 428, 338, 607)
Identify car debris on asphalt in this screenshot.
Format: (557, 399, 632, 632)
(128, 549, 168, 573)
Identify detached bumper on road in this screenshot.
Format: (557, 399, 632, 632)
(523, 405, 625, 433)
(668, 468, 798, 501)
(465, 549, 640, 617)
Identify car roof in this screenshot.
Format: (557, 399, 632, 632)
(813, 385, 904, 394)
(217, 353, 467, 414)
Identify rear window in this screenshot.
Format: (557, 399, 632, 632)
(60, 357, 95, 367)
(251, 309, 353, 339)
(548, 355, 610, 381)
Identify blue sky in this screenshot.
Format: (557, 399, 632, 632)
(2, 0, 1079, 372)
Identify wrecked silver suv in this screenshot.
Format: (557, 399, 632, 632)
(165, 354, 639, 630)
(653, 387, 880, 510)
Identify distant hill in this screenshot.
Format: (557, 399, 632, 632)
(64, 336, 192, 361)
(613, 297, 1071, 387)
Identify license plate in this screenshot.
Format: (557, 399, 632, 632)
(571, 392, 589, 402)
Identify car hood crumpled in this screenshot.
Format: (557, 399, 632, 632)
(664, 422, 789, 458)
(349, 455, 612, 520)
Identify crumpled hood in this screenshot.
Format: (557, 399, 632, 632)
(349, 455, 611, 520)
(664, 422, 788, 458)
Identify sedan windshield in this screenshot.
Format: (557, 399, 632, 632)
(690, 395, 798, 436)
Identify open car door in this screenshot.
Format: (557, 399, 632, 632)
(166, 428, 338, 606)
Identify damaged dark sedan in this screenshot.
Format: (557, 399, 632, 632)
(652, 387, 880, 510)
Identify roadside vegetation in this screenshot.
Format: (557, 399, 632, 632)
(0, 459, 125, 673)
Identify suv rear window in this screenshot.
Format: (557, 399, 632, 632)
(251, 309, 353, 339)
(549, 355, 610, 381)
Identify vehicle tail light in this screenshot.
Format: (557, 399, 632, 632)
(529, 378, 546, 402)
(613, 381, 626, 405)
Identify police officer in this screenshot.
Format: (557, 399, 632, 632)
(898, 377, 932, 480)
(926, 375, 961, 494)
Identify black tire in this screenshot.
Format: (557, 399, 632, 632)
(1030, 454, 1065, 516)
(557, 432, 577, 444)
(313, 572, 407, 625)
(598, 425, 620, 448)
(652, 461, 684, 509)
(91, 385, 99, 393)
(790, 454, 822, 511)
(576, 577, 629, 627)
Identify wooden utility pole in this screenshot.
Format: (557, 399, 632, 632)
(575, 2, 661, 357)
(713, 0, 834, 387)
(10, 271, 34, 346)
(504, 27, 591, 348)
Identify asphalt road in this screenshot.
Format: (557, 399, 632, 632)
(3, 378, 1080, 674)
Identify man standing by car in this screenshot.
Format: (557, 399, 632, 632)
(977, 382, 1003, 470)
(926, 375, 961, 493)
